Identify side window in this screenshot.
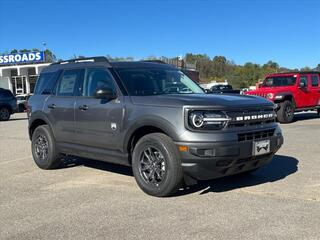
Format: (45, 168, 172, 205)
(311, 75, 319, 87)
(83, 68, 116, 97)
(34, 72, 56, 95)
(300, 75, 308, 87)
(56, 69, 84, 96)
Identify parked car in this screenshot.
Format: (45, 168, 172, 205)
(16, 94, 29, 112)
(210, 84, 240, 94)
(245, 71, 320, 123)
(0, 88, 17, 121)
(28, 57, 283, 197)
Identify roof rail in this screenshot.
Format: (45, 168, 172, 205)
(140, 60, 167, 64)
(51, 56, 110, 65)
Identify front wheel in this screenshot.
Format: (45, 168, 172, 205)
(132, 133, 183, 197)
(0, 107, 11, 121)
(277, 100, 295, 123)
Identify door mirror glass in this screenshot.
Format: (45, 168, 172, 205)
(299, 76, 308, 89)
(94, 87, 117, 100)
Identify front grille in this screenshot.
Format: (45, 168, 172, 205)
(247, 92, 267, 98)
(237, 129, 275, 142)
(227, 108, 276, 128)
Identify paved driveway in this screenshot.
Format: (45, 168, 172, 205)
(0, 113, 319, 240)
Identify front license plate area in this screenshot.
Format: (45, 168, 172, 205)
(253, 139, 270, 156)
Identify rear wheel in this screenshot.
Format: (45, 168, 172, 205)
(0, 107, 11, 121)
(31, 125, 62, 169)
(132, 133, 183, 197)
(277, 100, 295, 123)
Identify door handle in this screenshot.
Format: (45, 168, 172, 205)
(79, 105, 89, 111)
(47, 103, 56, 109)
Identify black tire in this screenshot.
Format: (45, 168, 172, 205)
(0, 107, 11, 121)
(132, 133, 183, 197)
(31, 125, 62, 169)
(277, 100, 295, 123)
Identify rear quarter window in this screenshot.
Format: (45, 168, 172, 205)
(34, 72, 58, 95)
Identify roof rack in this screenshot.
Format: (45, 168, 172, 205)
(51, 56, 110, 65)
(140, 60, 167, 64)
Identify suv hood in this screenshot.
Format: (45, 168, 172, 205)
(130, 94, 274, 109)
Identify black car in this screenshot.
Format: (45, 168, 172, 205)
(0, 88, 17, 121)
(28, 57, 283, 197)
(210, 84, 240, 94)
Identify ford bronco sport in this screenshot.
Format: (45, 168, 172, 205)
(246, 71, 320, 123)
(28, 57, 283, 197)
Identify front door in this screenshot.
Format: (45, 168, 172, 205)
(310, 74, 320, 107)
(296, 75, 312, 108)
(74, 67, 124, 150)
(45, 68, 85, 143)
(12, 76, 27, 95)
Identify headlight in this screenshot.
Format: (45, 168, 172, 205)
(266, 93, 274, 99)
(188, 111, 230, 130)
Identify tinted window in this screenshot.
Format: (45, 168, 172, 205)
(56, 69, 84, 96)
(300, 76, 308, 87)
(83, 68, 116, 97)
(116, 68, 203, 96)
(264, 76, 297, 87)
(34, 72, 56, 95)
(0, 89, 14, 98)
(311, 75, 319, 87)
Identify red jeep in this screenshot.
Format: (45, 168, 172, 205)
(246, 71, 320, 123)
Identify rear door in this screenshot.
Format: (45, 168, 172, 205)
(310, 74, 320, 107)
(45, 68, 84, 143)
(74, 67, 124, 150)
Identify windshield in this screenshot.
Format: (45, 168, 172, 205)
(116, 68, 204, 96)
(263, 76, 297, 87)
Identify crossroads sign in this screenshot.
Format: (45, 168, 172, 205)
(0, 52, 45, 65)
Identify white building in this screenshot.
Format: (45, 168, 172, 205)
(0, 52, 50, 95)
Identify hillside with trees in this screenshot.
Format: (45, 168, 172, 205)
(1, 49, 319, 88)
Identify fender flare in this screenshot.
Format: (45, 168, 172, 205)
(122, 115, 179, 153)
(28, 111, 55, 139)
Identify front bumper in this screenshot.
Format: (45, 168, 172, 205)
(176, 134, 283, 181)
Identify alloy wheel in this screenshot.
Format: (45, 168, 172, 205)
(139, 146, 166, 186)
(0, 108, 9, 120)
(34, 134, 49, 162)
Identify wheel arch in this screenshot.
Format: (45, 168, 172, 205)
(123, 118, 179, 164)
(28, 112, 54, 140)
(274, 92, 296, 107)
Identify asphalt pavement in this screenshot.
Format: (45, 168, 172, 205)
(0, 112, 319, 240)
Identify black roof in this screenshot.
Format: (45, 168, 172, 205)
(269, 71, 320, 75)
(43, 56, 176, 73)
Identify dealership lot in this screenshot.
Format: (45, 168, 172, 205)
(0, 113, 319, 240)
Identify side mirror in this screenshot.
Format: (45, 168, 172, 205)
(94, 87, 117, 100)
(299, 82, 306, 89)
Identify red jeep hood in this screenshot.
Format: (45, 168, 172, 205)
(246, 86, 290, 94)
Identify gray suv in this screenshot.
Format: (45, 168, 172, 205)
(28, 57, 283, 197)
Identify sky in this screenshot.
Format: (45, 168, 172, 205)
(0, 0, 319, 69)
